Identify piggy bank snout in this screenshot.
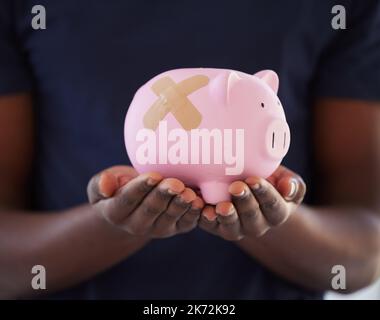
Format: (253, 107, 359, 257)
(264, 118, 290, 160)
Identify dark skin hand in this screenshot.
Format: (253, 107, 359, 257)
(87, 166, 204, 238)
(199, 166, 305, 241)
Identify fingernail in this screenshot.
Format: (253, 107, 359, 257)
(191, 199, 203, 210)
(231, 189, 245, 198)
(251, 183, 260, 191)
(204, 213, 216, 222)
(100, 190, 109, 198)
(191, 204, 201, 210)
(147, 177, 159, 186)
(167, 188, 179, 195)
(203, 207, 216, 221)
(286, 179, 298, 200)
(216, 204, 235, 216)
(177, 195, 191, 204)
(224, 206, 236, 216)
(98, 174, 110, 197)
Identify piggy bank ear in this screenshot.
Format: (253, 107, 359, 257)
(253, 70, 279, 94)
(209, 71, 242, 106)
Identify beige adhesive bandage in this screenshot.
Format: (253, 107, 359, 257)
(143, 75, 209, 131)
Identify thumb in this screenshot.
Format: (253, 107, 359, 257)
(277, 175, 306, 204)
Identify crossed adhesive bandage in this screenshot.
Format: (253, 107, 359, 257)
(143, 75, 209, 131)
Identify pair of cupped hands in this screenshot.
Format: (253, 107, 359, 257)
(87, 165, 306, 241)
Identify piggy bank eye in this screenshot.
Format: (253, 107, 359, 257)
(277, 101, 281, 106)
(261, 102, 265, 108)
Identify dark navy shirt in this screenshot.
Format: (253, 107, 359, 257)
(1, 0, 380, 299)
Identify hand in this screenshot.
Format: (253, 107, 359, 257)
(198, 166, 306, 240)
(87, 166, 204, 238)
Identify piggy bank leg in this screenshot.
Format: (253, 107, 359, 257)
(199, 181, 231, 205)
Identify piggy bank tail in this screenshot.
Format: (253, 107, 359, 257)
(199, 181, 230, 205)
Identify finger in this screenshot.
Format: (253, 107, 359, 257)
(125, 178, 185, 235)
(87, 166, 139, 204)
(198, 206, 218, 234)
(177, 196, 204, 233)
(228, 181, 269, 237)
(100, 172, 163, 224)
(215, 202, 243, 241)
(245, 177, 289, 227)
(153, 188, 196, 236)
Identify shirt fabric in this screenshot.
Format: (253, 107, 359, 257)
(1, 0, 380, 299)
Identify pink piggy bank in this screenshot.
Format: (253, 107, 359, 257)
(124, 68, 290, 204)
